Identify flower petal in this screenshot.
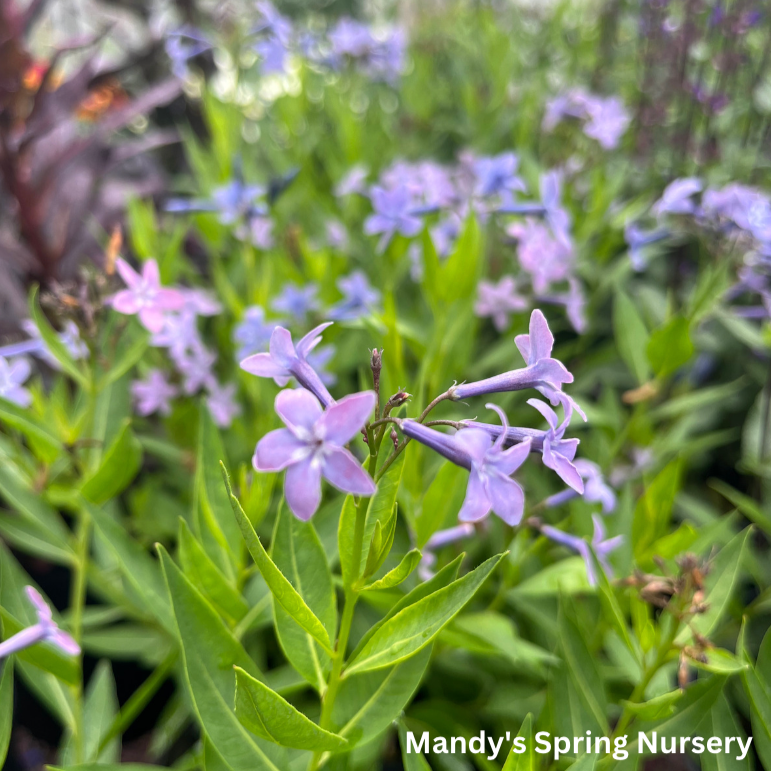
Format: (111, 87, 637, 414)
(542, 439, 584, 493)
(284, 456, 322, 521)
(240, 352, 289, 379)
(296, 322, 334, 358)
(142, 259, 161, 286)
(111, 290, 141, 315)
(139, 308, 167, 334)
(527, 398, 559, 430)
(487, 472, 525, 526)
(275, 388, 323, 435)
(458, 470, 491, 522)
(322, 447, 376, 495)
(116, 258, 140, 289)
(527, 309, 554, 362)
(489, 437, 531, 476)
(454, 428, 492, 461)
(269, 327, 297, 368)
(514, 333, 531, 364)
(48, 629, 81, 656)
(317, 391, 375, 445)
(253, 429, 308, 471)
(25, 586, 52, 622)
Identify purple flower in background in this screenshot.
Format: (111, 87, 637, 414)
(528, 399, 583, 492)
(239, 216, 274, 249)
(165, 26, 212, 79)
(540, 169, 572, 246)
(624, 223, 669, 271)
(335, 165, 369, 197)
(253, 388, 376, 520)
(542, 515, 623, 585)
(0, 587, 79, 660)
(206, 381, 242, 428)
(0, 356, 32, 407)
(474, 276, 528, 331)
(328, 18, 374, 58)
(545, 459, 616, 513)
(233, 306, 283, 360)
(473, 152, 526, 202)
(180, 289, 222, 317)
(325, 220, 349, 250)
(241, 323, 335, 407)
(538, 278, 587, 334)
(543, 89, 590, 131)
(256, 35, 291, 74)
(451, 310, 576, 408)
(211, 180, 267, 225)
(399, 405, 531, 525)
(582, 96, 630, 149)
(151, 310, 203, 361)
(176, 346, 216, 395)
(328, 271, 381, 321)
(419, 523, 475, 581)
(110, 259, 185, 334)
(272, 283, 320, 322)
(431, 213, 463, 258)
(652, 178, 703, 217)
(364, 185, 426, 253)
(132, 370, 178, 417)
(11, 320, 88, 368)
(509, 220, 573, 294)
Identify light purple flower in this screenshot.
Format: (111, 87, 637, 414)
(211, 180, 267, 225)
(431, 213, 463, 258)
(509, 220, 573, 294)
(176, 346, 217, 395)
(179, 289, 222, 317)
(238, 216, 274, 250)
(364, 185, 425, 253)
(419, 523, 475, 581)
(256, 35, 290, 74)
(305, 345, 337, 388)
(538, 278, 587, 334)
(272, 283, 320, 322)
(325, 220, 349, 250)
(110, 259, 185, 334)
(472, 152, 526, 202)
(233, 306, 283, 360)
(474, 276, 528, 331)
(0, 356, 31, 407)
(253, 389, 376, 520)
(328, 271, 381, 321)
(335, 165, 369, 198)
(399, 405, 532, 526)
(16, 320, 88, 367)
(452, 310, 578, 413)
(582, 96, 630, 149)
(624, 223, 669, 271)
(0, 586, 80, 660)
(151, 310, 203, 361)
(206, 381, 242, 428)
(165, 26, 212, 80)
(542, 515, 623, 586)
(241, 323, 335, 407)
(131, 369, 178, 416)
(545, 459, 616, 514)
(652, 178, 703, 217)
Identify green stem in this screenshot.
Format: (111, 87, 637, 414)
(70, 508, 91, 764)
(97, 653, 177, 756)
(308, 500, 367, 771)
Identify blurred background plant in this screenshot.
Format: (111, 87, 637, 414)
(1, 0, 771, 770)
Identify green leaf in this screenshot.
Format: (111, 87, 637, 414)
(709, 479, 771, 534)
(234, 667, 347, 751)
(270, 503, 336, 692)
(502, 713, 535, 771)
(692, 648, 749, 675)
(685, 527, 750, 641)
(158, 545, 285, 771)
(195, 410, 242, 578)
(338, 495, 359, 590)
(743, 665, 771, 769)
(510, 556, 591, 596)
(364, 549, 422, 591)
(0, 398, 63, 463)
(178, 518, 249, 624)
(0, 660, 13, 768)
(28, 286, 89, 389)
(0, 512, 75, 565)
(620, 690, 683, 721)
(613, 289, 651, 384)
(701, 692, 752, 771)
(345, 552, 504, 675)
(632, 460, 682, 563)
(100, 329, 149, 388)
(81, 420, 142, 504)
(647, 316, 694, 378)
(363, 504, 397, 580)
(332, 646, 431, 749)
(222, 465, 333, 655)
(397, 719, 432, 771)
(49, 766, 167, 771)
(558, 596, 608, 732)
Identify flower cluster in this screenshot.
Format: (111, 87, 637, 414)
(110, 258, 241, 427)
(543, 88, 631, 150)
(243, 309, 620, 584)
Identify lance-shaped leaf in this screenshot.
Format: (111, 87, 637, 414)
(742, 664, 771, 769)
(363, 504, 398, 581)
(0, 659, 12, 768)
(178, 518, 248, 624)
(158, 546, 285, 771)
(0, 398, 63, 463)
(344, 552, 504, 676)
(364, 549, 422, 591)
(270, 504, 335, 692)
(222, 464, 333, 655)
(234, 667, 347, 751)
(397, 718, 431, 771)
(502, 713, 535, 771)
(81, 420, 142, 504)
